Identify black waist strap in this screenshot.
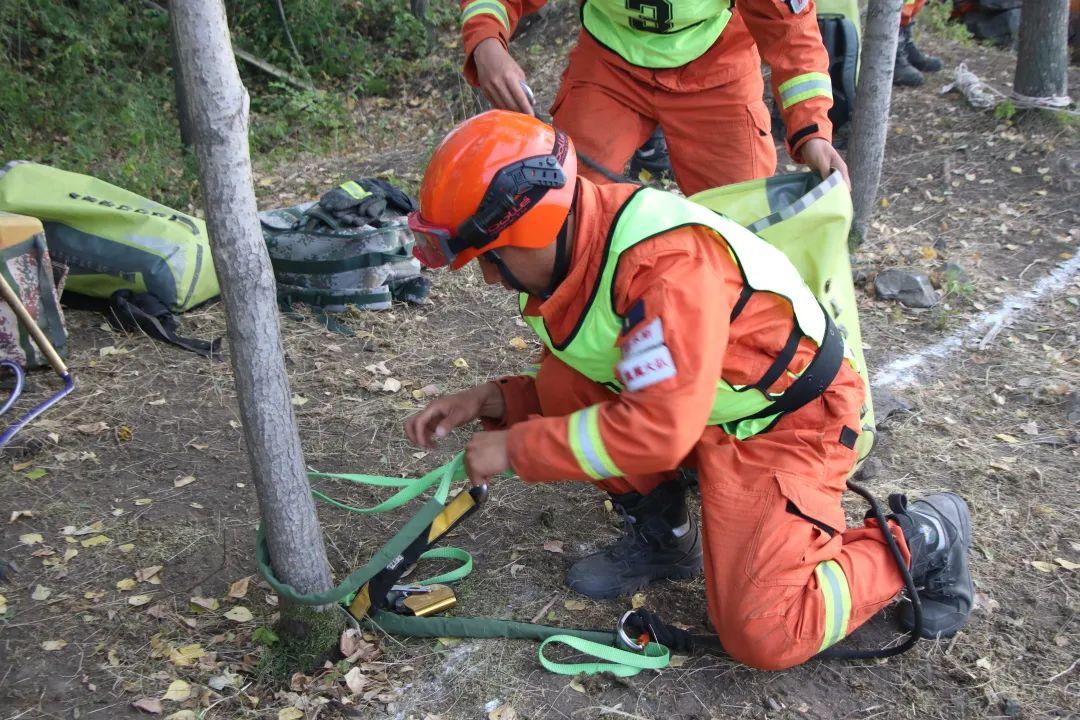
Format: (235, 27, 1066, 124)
(740, 309, 845, 423)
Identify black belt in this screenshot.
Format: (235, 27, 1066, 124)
(740, 308, 845, 424)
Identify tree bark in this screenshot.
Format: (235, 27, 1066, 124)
(169, 0, 335, 610)
(848, 0, 905, 244)
(1013, 0, 1069, 100)
(167, 17, 194, 147)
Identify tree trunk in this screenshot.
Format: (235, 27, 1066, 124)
(1013, 0, 1069, 100)
(168, 0, 340, 656)
(848, 0, 905, 244)
(167, 17, 194, 147)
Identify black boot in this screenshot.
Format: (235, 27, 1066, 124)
(628, 127, 672, 181)
(893, 34, 925, 88)
(888, 492, 974, 639)
(566, 482, 702, 599)
(903, 23, 943, 73)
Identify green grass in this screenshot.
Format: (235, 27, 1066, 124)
(918, 2, 975, 46)
(0, 0, 456, 210)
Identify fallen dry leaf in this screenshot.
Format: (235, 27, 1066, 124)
(173, 476, 196, 489)
(76, 421, 109, 435)
(224, 606, 253, 622)
(9, 510, 32, 523)
(133, 498, 153, 506)
(169, 644, 205, 667)
(1030, 560, 1056, 573)
(631, 592, 647, 609)
(135, 565, 163, 583)
(31, 585, 52, 601)
(344, 666, 367, 695)
(564, 599, 587, 611)
(290, 394, 309, 407)
(163, 711, 197, 720)
(228, 576, 250, 599)
(19, 532, 44, 545)
(62, 521, 103, 536)
(1055, 557, 1079, 571)
(128, 594, 154, 607)
(131, 697, 164, 715)
(669, 654, 689, 667)
(542, 540, 564, 554)
(382, 377, 402, 393)
(488, 704, 518, 720)
(80, 534, 112, 548)
(162, 679, 191, 702)
(508, 337, 528, 351)
(115, 425, 134, 443)
(42, 639, 67, 651)
(278, 709, 304, 720)
(190, 596, 219, 612)
(568, 677, 586, 693)
(452, 357, 469, 369)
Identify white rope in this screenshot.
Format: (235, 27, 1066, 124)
(941, 63, 1077, 115)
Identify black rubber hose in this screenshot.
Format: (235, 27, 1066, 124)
(816, 479, 923, 659)
(576, 150, 642, 186)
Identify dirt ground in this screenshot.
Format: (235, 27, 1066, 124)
(2, 7, 1079, 720)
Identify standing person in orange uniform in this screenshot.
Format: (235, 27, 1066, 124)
(404, 111, 974, 670)
(894, 0, 944, 87)
(459, 0, 850, 195)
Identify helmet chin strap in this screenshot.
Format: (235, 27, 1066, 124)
(484, 216, 570, 299)
(484, 249, 532, 295)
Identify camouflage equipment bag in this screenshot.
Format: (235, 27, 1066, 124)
(0, 212, 68, 369)
(260, 178, 430, 318)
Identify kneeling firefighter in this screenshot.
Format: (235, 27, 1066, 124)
(404, 111, 974, 670)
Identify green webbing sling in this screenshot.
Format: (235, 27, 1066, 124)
(256, 454, 672, 676)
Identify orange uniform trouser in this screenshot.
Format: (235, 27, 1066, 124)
(549, 50, 777, 195)
(532, 356, 909, 670)
(901, 0, 928, 26)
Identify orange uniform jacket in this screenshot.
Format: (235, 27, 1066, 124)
(461, 0, 834, 161)
(485, 179, 823, 482)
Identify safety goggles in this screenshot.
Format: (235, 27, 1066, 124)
(408, 129, 570, 270)
(407, 212, 457, 269)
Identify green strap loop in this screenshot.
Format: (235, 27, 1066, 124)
(414, 547, 472, 586)
(257, 453, 675, 676)
(538, 635, 670, 677)
(256, 454, 466, 606)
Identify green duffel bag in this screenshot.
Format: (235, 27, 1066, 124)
(0, 161, 219, 312)
(690, 171, 876, 465)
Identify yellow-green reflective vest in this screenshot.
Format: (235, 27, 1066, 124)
(581, 0, 735, 69)
(520, 186, 845, 440)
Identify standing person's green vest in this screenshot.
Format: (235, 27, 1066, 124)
(581, 0, 736, 69)
(520, 187, 849, 440)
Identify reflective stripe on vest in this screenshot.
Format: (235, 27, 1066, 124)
(580, 0, 734, 69)
(521, 187, 838, 439)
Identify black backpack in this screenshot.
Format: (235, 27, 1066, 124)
(817, 14, 860, 131)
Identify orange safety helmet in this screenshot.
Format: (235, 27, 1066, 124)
(408, 110, 577, 270)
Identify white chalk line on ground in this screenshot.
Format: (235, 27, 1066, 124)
(872, 248, 1080, 391)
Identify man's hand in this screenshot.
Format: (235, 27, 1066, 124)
(464, 430, 511, 486)
(405, 383, 506, 449)
(800, 138, 851, 187)
(472, 38, 534, 115)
